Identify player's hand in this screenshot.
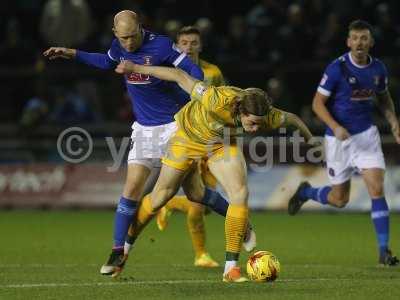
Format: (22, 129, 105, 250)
(391, 121, 400, 144)
(43, 47, 76, 60)
(333, 126, 350, 141)
(115, 61, 137, 74)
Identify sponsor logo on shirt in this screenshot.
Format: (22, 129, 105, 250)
(125, 57, 152, 85)
(126, 73, 151, 84)
(350, 89, 374, 101)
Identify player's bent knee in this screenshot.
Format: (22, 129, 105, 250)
(228, 185, 249, 205)
(184, 189, 203, 203)
(123, 178, 148, 199)
(368, 185, 384, 199)
(331, 194, 349, 208)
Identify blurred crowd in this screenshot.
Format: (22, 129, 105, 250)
(1, 0, 400, 127)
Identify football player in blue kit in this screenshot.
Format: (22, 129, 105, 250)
(288, 20, 400, 266)
(44, 10, 253, 276)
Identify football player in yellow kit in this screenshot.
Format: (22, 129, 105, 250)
(156, 26, 228, 268)
(114, 60, 316, 282)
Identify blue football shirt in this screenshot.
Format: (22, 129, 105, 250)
(108, 30, 203, 126)
(317, 52, 388, 135)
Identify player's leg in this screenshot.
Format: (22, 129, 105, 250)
(199, 161, 256, 252)
(180, 166, 219, 267)
(156, 196, 191, 231)
(100, 162, 151, 275)
(361, 168, 398, 265)
(207, 148, 249, 282)
(289, 180, 351, 213)
(107, 164, 186, 278)
(123, 129, 195, 262)
(103, 121, 179, 277)
(156, 158, 216, 229)
(130, 164, 186, 239)
(289, 134, 352, 215)
(157, 159, 229, 231)
(180, 160, 256, 253)
(356, 125, 397, 265)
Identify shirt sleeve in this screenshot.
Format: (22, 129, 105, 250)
(377, 62, 389, 94)
(190, 82, 240, 110)
(263, 107, 286, 129)
(158, 37, 185, 66)
(317, 62, 341, 97)
(159, 37, 204, 80)
(75, 51, 116, 70)
(107, 39, 121, 63)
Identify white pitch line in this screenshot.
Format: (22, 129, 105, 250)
(1, 279, 214, 289)
(0, 263, 380, 268)
(0, 263, 191, 268)
(1, 277, 398, 289)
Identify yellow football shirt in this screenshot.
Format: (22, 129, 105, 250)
(199, 59, 225, 87)
(175, 82, 286, 144)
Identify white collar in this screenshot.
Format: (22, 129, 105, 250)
(348, 52, 372, 69)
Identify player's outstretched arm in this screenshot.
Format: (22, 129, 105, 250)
(280, 110, 314, 144)
(115, 61, 198, 94)
(43, 47, 116, 70)
(376, 91, 400, 144)
(43, 47, 77, 60)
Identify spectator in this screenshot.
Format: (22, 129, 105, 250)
(217, 15, 250, 63)
(39, 0, 93, 47)
(50, 86, 99, 124)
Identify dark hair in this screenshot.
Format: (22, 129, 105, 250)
(235, 88, 272, 116)
(348, 20, 373, 35)
(176, 26, 201, 41)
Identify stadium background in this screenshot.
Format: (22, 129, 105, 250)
(1, 2, 400, 299)
(1, 0, 400, 211)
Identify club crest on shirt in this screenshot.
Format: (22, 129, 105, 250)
(348, 77, 356, 84)
(195, 83, 207, 96)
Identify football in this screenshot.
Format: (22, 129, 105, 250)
(246, 250, 280, 282)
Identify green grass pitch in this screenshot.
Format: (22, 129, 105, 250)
(0, 211, 399, 300)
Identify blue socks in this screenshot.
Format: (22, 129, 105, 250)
(371, 197, 389, 255)
(299, 185, 331, 205)
(113, 197, 138, 248)
(201, 188, 229, 216)
(300, 185, 390, 256)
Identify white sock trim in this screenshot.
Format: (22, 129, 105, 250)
(224, 260, 237, 274)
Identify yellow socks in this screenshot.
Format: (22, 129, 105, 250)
(187, 204, 206, 257)
(165, 196, 207, 257)
(128, 194, 156, 239)
(225, 204, 248, 261)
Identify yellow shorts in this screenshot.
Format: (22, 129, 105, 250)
(198, 159, 217, 189)
(162, 128, 240, 183)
